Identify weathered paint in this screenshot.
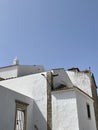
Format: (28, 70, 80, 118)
(0, 65, 97, 130)
(0, 72, 47, 130)
(0, 85, 34, 130)
(66, 71, 92, 97)
(17, 65, 45, 77)
(52, 89, 79, 130)
(76, 88, 97, 130)
(0, 65, 45, 79)
(52, 68, 73, 89)
(47, 71, 52, 130)
(52, 88, 97, 130)
(90, 75, 98, 130)
(0, 65, 18, 79)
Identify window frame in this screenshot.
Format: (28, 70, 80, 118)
(15, 101, 28, 130)
(86, 103, 91, 119)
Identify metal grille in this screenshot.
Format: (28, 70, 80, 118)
(15, 109, 25, 130)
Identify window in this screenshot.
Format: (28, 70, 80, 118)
(15, 101, 28, 130)
(86, 103, 91, 119)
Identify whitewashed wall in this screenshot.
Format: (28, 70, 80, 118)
(52, 89, 79, 130)
(0, 72, 47, 130)
(76, 89, 97, 130)
(18, 65, 45, 77)
(0, 85, 34, 130)
(52, 68, 73, 89)
(0, 65, 45, 79)
(0, 65, 18, 79)
(52, 88, 97, 130)
(66, 71, 92, 97)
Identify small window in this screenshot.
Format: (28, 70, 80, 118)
(15, 101, 28, 130)
(86, 103, 91, 119)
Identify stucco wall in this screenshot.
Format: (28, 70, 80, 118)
(66, 71, 92, 97)
(18, 65, 45, 77)
(0, 65, 45, 79)
(52, 68, 73, 89)
(0, 72, 47, 130)
(0, 65, 18, 79)
(52, 89, 79, 130)
(0, 85, 34, 130)
(75, 89, 97, 130)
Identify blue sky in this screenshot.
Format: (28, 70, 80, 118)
(0, 0, 98, 84)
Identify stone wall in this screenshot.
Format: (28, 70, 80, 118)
(90, 74, 98, 129)
(47, 71, 52, 130)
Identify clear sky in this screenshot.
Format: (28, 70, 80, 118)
(0, 0, 98, 84)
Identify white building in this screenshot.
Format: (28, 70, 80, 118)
(0, 59, 98, 130)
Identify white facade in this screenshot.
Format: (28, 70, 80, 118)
(52, 89, 79, 130)
(66, 70, 92, 97)
(0, 65, 18, 79)
(0, 72, 47, 130)
(52, 88, 97, 130)
(0, 64, 97, 130)
(0, 85, 34, 130)
(52, 68, 73, 89)
(0, 64, 45, 79)
(76, 89, 97, 130)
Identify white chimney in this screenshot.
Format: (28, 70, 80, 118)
(13, 57, 19, 65)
